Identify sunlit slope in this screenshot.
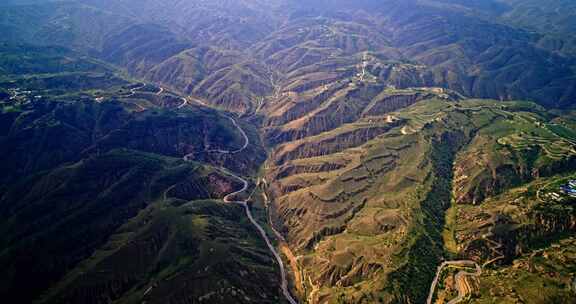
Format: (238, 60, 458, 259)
(264, 99, 576, 303)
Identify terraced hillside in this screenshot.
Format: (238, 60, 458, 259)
(262, 98, 576, 303)
(434, 172, 576, 304)
(0, 1, 575, 304)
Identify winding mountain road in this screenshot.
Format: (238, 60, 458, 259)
(481, 215, 505, 268)
(183, 115, 249, 160)
(222, 173, 297, 304)
(174, 101, 297, 304)
(427, 260, 481, 304)
(448, 263, 481, 304)
(126, 83, 146, 97)
(427, 212, 507, 304)
(123, 83, 147, 112)
(209, 122, 297, 304)
(177, 97, 188, 109)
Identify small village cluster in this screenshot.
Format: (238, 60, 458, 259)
(560, 180, 576, 198)
(3, 88, 42, 105)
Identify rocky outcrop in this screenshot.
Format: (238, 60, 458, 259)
(454, 146, 576, 205)
(454, 163, 527, 205)
(520, 204, 576, 248)
(462, 204, 576, 265)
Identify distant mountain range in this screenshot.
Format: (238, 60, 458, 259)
(0, 1, 575, 304)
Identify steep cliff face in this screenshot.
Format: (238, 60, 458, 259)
(453, 109, 576, 205)
(452, 170, 576, 271)
(459, 197, 576, 267)
(455, 155, 576, 206)
(518, 202, 576, 250)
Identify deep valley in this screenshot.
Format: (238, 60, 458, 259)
(0, 1, 575, 304)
